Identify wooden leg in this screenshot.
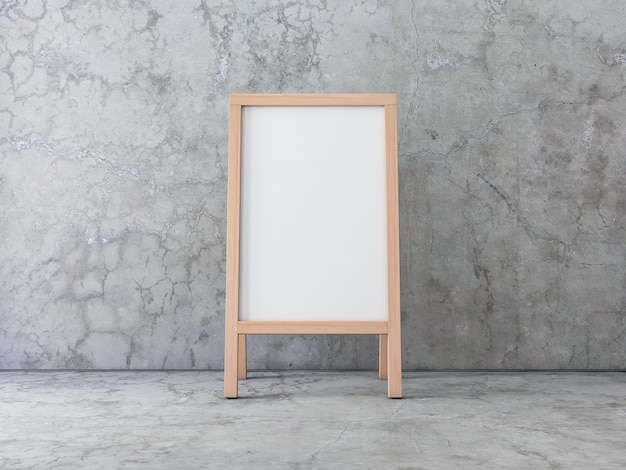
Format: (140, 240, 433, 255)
(387, 322, 402, 398)
(224, 322, 238, 398)
(238, 334, 247, 380)
(378, 334, 388, 380)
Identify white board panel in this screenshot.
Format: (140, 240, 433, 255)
(239, 106, 388, 322)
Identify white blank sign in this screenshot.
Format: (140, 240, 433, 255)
(239, 106, 388, 322)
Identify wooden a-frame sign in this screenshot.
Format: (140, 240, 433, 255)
(224, 94, 402, 398)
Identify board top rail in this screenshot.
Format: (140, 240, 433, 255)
(230, 93, 396, 107)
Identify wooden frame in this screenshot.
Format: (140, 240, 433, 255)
(224, 94, 402, 398)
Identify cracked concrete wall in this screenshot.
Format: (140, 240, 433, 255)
(1, 1, 624, 370)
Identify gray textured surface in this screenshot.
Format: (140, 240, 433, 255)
(0, 1, 625, 369)
(1, 371, 625, 469)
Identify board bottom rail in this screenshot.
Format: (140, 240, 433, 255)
(237, 321, 388, 335)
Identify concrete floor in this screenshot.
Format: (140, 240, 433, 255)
(0, 371, 624, 469)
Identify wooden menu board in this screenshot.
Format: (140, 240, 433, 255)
(224, 94, 402, 398)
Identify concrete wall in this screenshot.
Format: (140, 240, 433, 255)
(1, 1, 625, 370)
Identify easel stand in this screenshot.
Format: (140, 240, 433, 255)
(224, 94, 402, 398)
(224, 322, 402, 398)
